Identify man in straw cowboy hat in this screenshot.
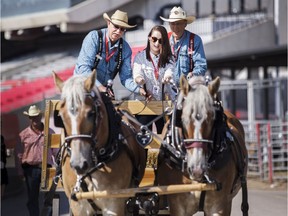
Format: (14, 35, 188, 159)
(16, 105, 56, 216)
(160, 6, 207, 86)
(74, 10, 146, 98)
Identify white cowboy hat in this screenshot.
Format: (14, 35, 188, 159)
(23, 105, 42, 117)
(160, 6, 196, 24)
(103, 10, 137, 29)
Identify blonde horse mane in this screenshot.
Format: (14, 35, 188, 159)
(61, 75, 96, 114)
(181, 76, 216, 126)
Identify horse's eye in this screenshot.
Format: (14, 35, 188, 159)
(87, 110, 96, 118)
(196, 113, 202, 121)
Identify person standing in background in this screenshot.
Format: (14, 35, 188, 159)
(160, 6, 207, 86)
(133, 25, 175, 134)
(1, 135, 9, 199)
(17, 105, 55, 216)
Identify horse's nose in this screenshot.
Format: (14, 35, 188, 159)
(71, 161, 89, 175)
(193, 167, 203, 176)
(189, 166, 203, 180)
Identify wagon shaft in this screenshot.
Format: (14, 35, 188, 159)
(74, 183, 217, 200)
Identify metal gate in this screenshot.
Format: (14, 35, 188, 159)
(243, 121, 288, 182)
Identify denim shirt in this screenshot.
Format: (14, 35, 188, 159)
(170, 30, 207, 85)
(74, 28, 140, 93)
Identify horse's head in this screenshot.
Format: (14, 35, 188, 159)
(53, 70, 108, 175)
(178, 75, 220, 181)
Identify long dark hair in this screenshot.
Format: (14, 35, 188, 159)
(145, 25, 173, 68)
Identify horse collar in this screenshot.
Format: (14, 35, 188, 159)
(92, 93, 125, 166)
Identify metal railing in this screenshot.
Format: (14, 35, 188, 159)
(212, 12, 269, 38)
(243, 121, 288, 182)
(126, 11, 270, 46)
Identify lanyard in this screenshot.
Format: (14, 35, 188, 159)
(170, 32, 195, 71)
(171, 40, 183, 62)
(105, 37, 117, 62)
(149, 53, 160, 80)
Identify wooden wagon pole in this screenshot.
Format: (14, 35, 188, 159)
(74, 183, 217, 200)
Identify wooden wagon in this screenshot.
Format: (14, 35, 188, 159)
(40, 99, 217, 215)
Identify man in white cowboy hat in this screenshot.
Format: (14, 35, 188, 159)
(74, 9, 146, 98)
(160, 6, 207, 86)
(17, 105, 55, 216)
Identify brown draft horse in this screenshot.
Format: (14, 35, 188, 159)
(156, 76, 248, 216)
(53, 70, 146, 216)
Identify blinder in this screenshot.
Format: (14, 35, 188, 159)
(54, 108, 65, 128)
(174, 92, 214, 153)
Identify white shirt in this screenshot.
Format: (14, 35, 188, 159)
(133, 50, 176, 101)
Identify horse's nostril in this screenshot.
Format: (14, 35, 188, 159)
(74, 165, 82, 174)
(71, 161, 89, 175)
(188, 166, 193, 174)
(193, 168, 203, 176)
(82, 161, 88, 171)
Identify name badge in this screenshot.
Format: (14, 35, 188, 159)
(153, 85, 160, 95)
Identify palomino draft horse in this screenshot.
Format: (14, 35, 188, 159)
(156, 76, 249, 216)
(53, 70, 146, 216)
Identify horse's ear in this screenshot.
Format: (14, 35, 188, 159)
(208, 76, 221, 97)
(52, 71, 64, 92)
(84, 69, 97, 91)
(180, 75, 190, 95)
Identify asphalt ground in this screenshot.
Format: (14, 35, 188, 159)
(1, 153, 287, 216)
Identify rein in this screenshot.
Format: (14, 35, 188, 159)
(114, 84, 151, 115)
(117, 81, 176, 148)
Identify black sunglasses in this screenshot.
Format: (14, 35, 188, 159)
(111, 22, 126, 32)
(151, 36, 162, 44)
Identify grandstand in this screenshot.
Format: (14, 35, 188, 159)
(1, 0, 287, 173)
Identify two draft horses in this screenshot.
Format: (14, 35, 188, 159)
(51, 71, 248, 216)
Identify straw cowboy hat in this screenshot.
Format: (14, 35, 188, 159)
(103, 10, 136, 29)
(160, 6, 196, 24)
(23, 105, 42, 117)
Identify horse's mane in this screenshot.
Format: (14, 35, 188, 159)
(182, 76, 215, 126)
(61, 75, 96, 113)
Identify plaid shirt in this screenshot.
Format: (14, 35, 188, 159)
(17, 125, 56, 166)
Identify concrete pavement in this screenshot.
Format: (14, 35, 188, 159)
(1, 153, 287, 216)
(1, 152, 70, 216)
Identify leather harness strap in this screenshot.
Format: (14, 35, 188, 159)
(80, 179, 99, 213)
(92, 30, 123, 82)
(92, 30, 103, 70)
(231, 132, 249, 216)
(41, 150, 63, 216)
(198, 191, 206, 212)
(168, 31, 195, 72)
